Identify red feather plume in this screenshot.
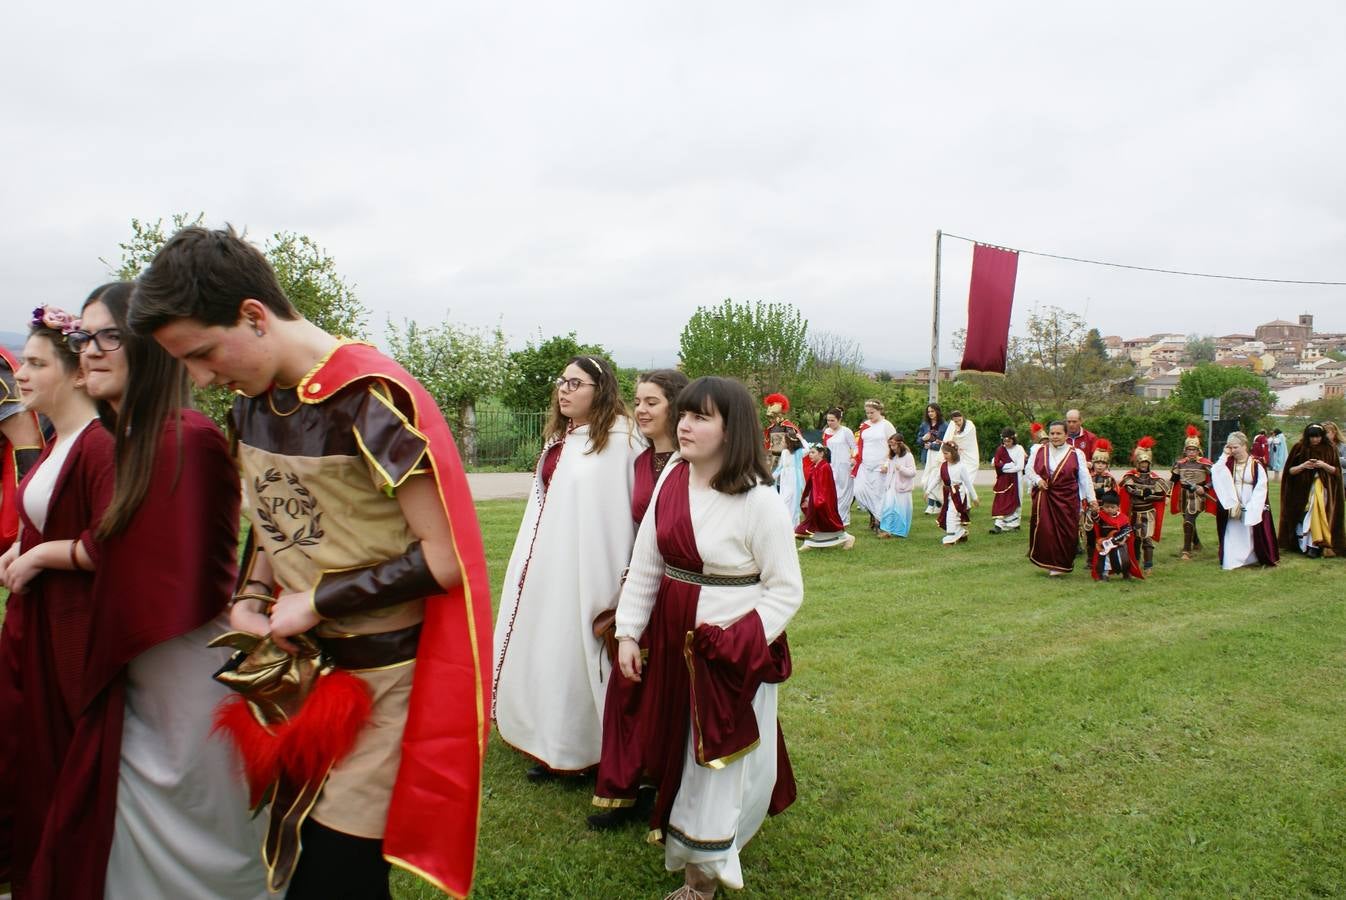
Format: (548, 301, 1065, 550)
(1094, 438, 1112, 452)
(213, 669, 373, 807)
(1186, 424, 1199, 438)
(1030, 422, 1044, 434)
(1137, 436, 1156, 449)
(763, 393, 790, 412)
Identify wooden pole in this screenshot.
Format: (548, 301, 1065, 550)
(929, 229, 943, 403)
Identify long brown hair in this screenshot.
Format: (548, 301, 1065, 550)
(85, 282, 193, 539)
(637, 368, 690, 445)
(677, 376, 773, 494)
(544, 355, 629, 455)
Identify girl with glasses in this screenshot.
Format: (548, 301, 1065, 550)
(494, 355, 645, 784)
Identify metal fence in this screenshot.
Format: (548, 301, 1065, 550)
(452, 409, 548, 470)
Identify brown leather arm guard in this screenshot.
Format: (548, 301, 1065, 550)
(312, 541, 440, 620)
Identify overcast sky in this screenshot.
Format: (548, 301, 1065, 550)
(3, 2, 1343, 370)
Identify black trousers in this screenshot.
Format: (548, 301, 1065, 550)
(286, 820, 392, 900)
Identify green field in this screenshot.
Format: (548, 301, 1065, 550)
(396, 487, 1345, 898)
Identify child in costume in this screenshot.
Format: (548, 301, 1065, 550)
(763, 393, 806, 527)
(989, 426, 1026, 534)
(937, 442, 978, 545)
(1118, 436, 1170, 572)
(1080, 438, 1117, 557)
(878, 433, 917, 538)
(1170, 425, 1215, 560)
(1092, 491, 1142, 581)
(796, 446, 854, 549)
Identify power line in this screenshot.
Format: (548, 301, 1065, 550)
(941, 232, 1346, 286)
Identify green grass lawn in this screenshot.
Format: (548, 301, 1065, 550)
(395, 485, 1346, 898)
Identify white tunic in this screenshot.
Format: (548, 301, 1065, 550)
(823, 426, 857, 525)
(1024, 444, 1097, 502)
(853, 419, 896, 517)
(617, 477, 803, 890)
(104, 615, 268, 900)
(1210, 457, 1268, 570)
(941, 419, 981, 476)
(493, 421, 645, 771)
(22, 419, 97, 532)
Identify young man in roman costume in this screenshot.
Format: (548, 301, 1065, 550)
(132, 226, 493, 899)
(1118, 436, 1170, 573)
(1024, 420, 1098, 576)
(1169, 426, 1215, 561)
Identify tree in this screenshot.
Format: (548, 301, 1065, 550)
(502, 332, 610, 414)
(108, 214, 370, 424)
(678, 299, 809, 394)
(1171, 363, 1274, 417)
(1219, 386, 1272, 433)
(1185, 334, 1217, 364)
(956, 307, 1134, 424)
(386, 318, 513, 464)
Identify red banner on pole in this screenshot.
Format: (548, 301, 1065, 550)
(959, 243, 1019, 374)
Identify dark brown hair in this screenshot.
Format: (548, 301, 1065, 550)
(942, 441, 962, 463)
(544, 355, 629, 455)
(26, 326, 81, 374)
(129, 225, 299, 334)
(677, 376, 773, 494)
(83, 282, 194, 539)
(636, 368, 690, 445)
(888, 432, 909, 458)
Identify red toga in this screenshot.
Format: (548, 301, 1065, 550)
(796, 460, 845, 536)
(1028, 446, 1083, 573)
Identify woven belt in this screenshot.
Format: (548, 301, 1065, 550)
(664, 565, 760, 587)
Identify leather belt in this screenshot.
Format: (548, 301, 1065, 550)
(318, 622, 422, 670)
(663, 566, 760, 587)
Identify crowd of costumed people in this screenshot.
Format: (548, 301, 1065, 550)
(0, 226, 1340, 900)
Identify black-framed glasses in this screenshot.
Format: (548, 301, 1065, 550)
(66, 328, 123, 354)
(555, 376, 596, 392)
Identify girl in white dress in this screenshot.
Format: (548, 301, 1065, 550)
(1210, 431, 1278, 570)
(937, 442, 979, 545)
(821, 408, 857, 526)
(617, 376, 803, 900)
(852, 400, 896, 531)
(941, 410, 980, 477)
(878, 433, 918, 538)
(495, 356, 645, 780)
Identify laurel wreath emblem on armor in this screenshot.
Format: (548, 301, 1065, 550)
(254, 468, 325, 554)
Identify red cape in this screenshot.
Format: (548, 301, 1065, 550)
(302, 342, 492, 899)
(1092, 509, 1144, 580)
(796, 461, 845, 536)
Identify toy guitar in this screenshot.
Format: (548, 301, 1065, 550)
(1099, 526, 1133, 555)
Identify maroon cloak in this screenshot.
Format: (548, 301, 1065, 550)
(640, 463, 795, 840)
(796, 460, 844, 536)
(1251, 435, 1270, 468)
(1276, 437, 1344, 553)
(0, 422, 114, 897)
(990, 445, 1021, 519)
(14, 412, 239, 900)
(1215, 457, 1278, 568)
(594, 446, 668, 807)
(1028, 446, 1083, 573)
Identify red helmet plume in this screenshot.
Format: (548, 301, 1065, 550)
(1030, 422, 1044, 434)
(1094, 438, 1113, 452)
(1186, 424, 1199, 438)
(1137, 436, 1156, 449)
(763, 392, 790, 412)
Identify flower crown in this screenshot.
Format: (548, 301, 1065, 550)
(30, 305, 81, 335)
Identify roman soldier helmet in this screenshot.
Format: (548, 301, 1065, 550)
(1091, 438, 1113, 464)
(1030, 422, 1045, 441)
(1132, 435, 1156, 465)
(763, 392, 790, 414)
(1184, 424, 1202, 453)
